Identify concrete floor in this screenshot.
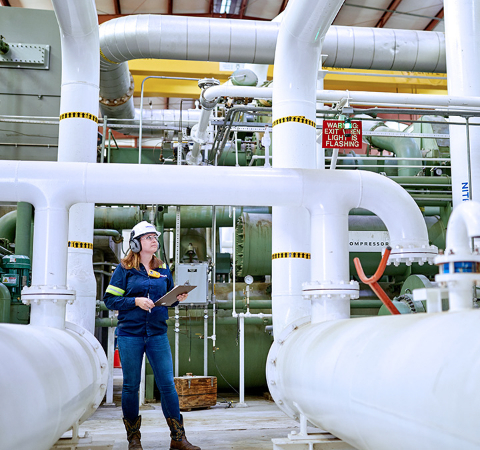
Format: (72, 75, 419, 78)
(77, 369, 302, 450)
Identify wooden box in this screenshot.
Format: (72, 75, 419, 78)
(174, 375, 217, 411)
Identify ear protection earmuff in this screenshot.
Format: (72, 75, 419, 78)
(129, 230, 142, 253)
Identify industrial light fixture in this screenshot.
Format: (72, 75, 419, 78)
(220, 0, 232, 14)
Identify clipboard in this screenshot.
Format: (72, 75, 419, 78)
(155, 284, 197, 307)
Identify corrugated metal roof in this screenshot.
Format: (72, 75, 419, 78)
(6, 0, 444, 31)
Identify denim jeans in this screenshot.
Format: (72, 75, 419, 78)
(117, 334, 180, 422)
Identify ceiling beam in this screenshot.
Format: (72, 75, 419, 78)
(375, 0, 403, 28)
(0, 0, 11, 6)
(98, 12, 270, 24)
(113, 0, 121, 15)
(168, 0, 173, 15)
(424, 7, 444, 31)
(239, 0, 249, 19)
(278, 0, 289, 14)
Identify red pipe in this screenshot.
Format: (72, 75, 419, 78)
(354, 246, 401, 315)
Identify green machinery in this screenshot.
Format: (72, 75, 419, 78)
(0, 255, 31, 324)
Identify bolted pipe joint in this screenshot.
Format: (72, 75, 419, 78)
(199, 78, 221, 109)
(387, 243, 438, 267)
(22, 285, 75, 329)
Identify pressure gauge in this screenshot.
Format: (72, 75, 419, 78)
(244, 275, 253, 285)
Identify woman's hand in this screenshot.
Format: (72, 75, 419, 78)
(177, 293, 189, 302)
(135, 297, 155, 311)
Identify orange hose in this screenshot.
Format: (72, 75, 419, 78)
(353, 246, 401, 315)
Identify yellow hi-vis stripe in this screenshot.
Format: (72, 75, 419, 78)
(106, 285, 125, 296)
(272, 252, 311, 260)
(272, 116, 316, 128)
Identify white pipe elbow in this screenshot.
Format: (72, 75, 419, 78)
(445, 200, 480, 253)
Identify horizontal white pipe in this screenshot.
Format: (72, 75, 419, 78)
(268, 310, 480, 450)
(0, 161, 430, 257)
(98, 15, 445, 119)
(111, 109, 203, 135)
(203, 85, 480, 110)
(0, 323, 107, 450)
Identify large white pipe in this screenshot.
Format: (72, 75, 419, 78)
(270, 0, 344, 336)
(53, 0, 99, 334)
(444, 0, 480, 205)
(98, 15, 446, 120)
(0, 323, 107, 450)
(0, 161, 431, 449)
(203, 85, 480, 110)
(267, 310, 480, 450)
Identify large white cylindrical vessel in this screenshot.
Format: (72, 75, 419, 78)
(267, 310, 480, 450)
(0, 323, 107, 450)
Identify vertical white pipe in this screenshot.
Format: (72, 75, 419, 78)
(309, 212, 351, 323)
(271, 0, 344, 336)
(53, 0, 99, 333)
(106, 321, 115, 404)
(239, 314, 245, 406)
(204, 309, 208, 376)
(444, 0, 480, 205)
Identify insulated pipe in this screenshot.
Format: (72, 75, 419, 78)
(0, 283, 11, 323)
(98, 15, 445, 120)
(0, 210, 16, 243)
(0, 323, 108, 450)
(0, 162, 432, 449)
(359, 117, 422, 176)
(271, 0, 344, 335)
(444, 0, 480, 205)
(202, 85, 480, 110)
(267, 310, 480, 450)
(109, 108, 203, 135)
(14, 202, 33, 258)
(53, 0, 99, 334)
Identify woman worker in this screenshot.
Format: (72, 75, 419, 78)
(104, 221, 200, 450)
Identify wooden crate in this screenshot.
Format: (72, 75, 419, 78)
(174, 375, 217, 411)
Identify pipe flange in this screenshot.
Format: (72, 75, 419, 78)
(99, 73, 134, 107)
(436, 273, 480, 284)
(198, 78, 220, 90)
(66, 321, 108, 423)
(302, 280, 359, 299)
(186, 150, 203, 165)
(435, 252, 480, 265)
(388, 244, 438, 267)
(21, 285, 76, 305)
(266, 316, 310, 422)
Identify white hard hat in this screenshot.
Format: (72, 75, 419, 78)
(131, 221, 160, 240)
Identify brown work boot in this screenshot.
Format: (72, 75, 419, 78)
(123, 415, 143, 450)
(166, 415, 201, 450)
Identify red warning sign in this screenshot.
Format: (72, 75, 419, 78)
(322, 120, 362, 150)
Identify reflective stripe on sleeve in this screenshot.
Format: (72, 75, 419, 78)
(106, 285, 125, 296)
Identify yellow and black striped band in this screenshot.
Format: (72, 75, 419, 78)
(60, 112, 98, 123)
(68, 241, 93, 250)
(272, 116, 316, 128)
(272, 252, 311, 260)
(100, 48, 118, 65)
